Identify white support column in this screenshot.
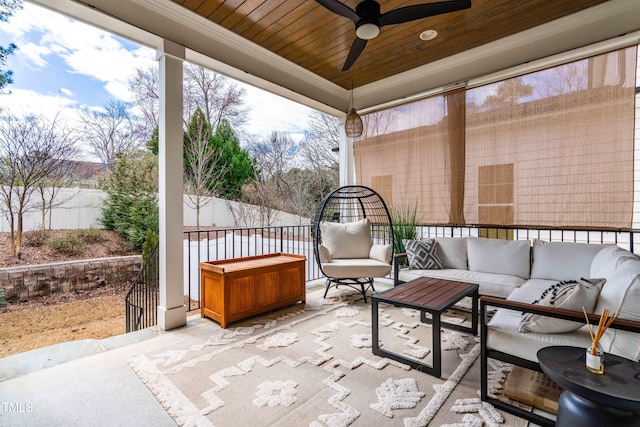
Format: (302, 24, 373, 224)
(338, 116, 356, 186)
(157, 40, 186, 330)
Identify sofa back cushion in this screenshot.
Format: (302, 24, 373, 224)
(595, 258, 640, 360)
(435, 237, 468, 269)
(590, 245, 639, 279)
(467, 237, 531, 279)
(320, 218, 372, 259)
(530, 240, 609, 281)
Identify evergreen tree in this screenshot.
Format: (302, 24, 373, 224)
(98, 150, 158, 249)
(212, 119, 255, 200)
(0, 0, 22, 93)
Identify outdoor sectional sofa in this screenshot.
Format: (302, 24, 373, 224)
(395, 236, 640, 426)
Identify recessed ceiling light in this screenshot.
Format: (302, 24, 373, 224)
(420, 30, 438, 41)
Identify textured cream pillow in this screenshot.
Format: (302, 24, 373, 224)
(369, 244, 392, 263)
(320, 218, 372, 259)
(519, 278, 605, 333)
(318, 244, 331, 263)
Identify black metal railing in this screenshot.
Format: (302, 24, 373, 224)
(125, 223, 640, 332)
(183, 225, 321, 311)
(124, 224, 321, 332)
(411, 225, 638, 254)
(125, 244, 159, 333)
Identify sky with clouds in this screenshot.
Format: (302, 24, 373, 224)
(0, 2, 315, 156)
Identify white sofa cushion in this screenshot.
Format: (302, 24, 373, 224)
(369, 243, 392, 263)
(594, 259, 640, 361)
(320, 218, 372, 259)
(530, 240, 609, 281)
(518, 278, 605, 333)
(321, 258, 392, 279)
(435, 237, 468, 269)
(403, 239, 442, 269)
(398, 268, 526, 298)
(487, 308, 592, 363)
(590, 245, 638, 279)
(595, 258, 640, 321)
(467, 237, 531, 279)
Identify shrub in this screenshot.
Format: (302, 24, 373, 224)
(23, 229, 50, 247)
(47, 233, 86, 256)
(0, 287, 6, 307)
(142, 228, 159, 266)
(98, 151, 159, 250)
(74, 227, 106, 244)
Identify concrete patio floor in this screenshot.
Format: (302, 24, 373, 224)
(0, 280, 332, 427)
(0, 315, 206, 426)
(0, 279, 542, 427)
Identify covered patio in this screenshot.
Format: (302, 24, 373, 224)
(31, 0, 640, 332)
(3, 0, 640, 425)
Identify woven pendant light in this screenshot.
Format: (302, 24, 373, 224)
(344, 87, 363, 138)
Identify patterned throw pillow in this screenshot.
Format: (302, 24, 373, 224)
(403, 239, 442, 270)
(518, 277, 606, 333)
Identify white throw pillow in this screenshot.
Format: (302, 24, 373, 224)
(320, 218, 372, 259)
(435, 237, 468, 269)
(369, 244, 392, 263)
(466, 237, 531, 279)
(530, 239, 610, 281)
(403, 239, 442, 270)
(519, 278, 606, 333)
(318, 244, 331, 263)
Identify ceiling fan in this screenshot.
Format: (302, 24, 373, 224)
(315, 0, 472, 71)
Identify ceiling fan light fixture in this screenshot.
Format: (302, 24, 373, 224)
(420, 29, 438, 41)
(356, 22, 380, 40)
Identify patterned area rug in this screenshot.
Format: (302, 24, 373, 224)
(128, 286, 528, 427)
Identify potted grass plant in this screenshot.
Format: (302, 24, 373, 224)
(391, 201, 420, 267)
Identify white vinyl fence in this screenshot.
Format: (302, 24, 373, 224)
(0, 187, 307, 232)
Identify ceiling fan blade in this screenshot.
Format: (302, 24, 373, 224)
(379, 0, 471, 27)
(315, 0, 359, 23)
(342, 37, 368, 71)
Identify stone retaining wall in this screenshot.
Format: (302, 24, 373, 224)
(0, 256, 142, 302)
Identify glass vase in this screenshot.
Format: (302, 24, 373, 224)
(586, 345, 604, 374)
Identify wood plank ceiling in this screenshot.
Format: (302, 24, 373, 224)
(169, 0, 610, 90)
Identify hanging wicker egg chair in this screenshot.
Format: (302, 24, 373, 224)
(312, 185, 394, 301)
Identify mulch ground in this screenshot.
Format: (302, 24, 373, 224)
(0, 230, 140, 358)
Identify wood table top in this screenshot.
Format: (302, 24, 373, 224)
(373, 277, 478, 312)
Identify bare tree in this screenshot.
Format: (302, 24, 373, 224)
(128, 63, 249, 140)
(481, 77, 533, 110)
(240, 132, 298, 225)
(0, 113, 80, 256)
(79, 99, 142, 164)
(183, 108, 225, 228)
(361, 109, 394, 138)
(301, 111, 340, 173)
(128, 66, 159, 142)
(297, 111, 340, 214)
(34, 160, 80, 230)
(184, 63, 249, 130)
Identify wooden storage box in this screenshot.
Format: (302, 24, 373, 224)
(200, 253, 306, 328)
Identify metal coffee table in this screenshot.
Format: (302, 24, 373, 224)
(372, 277, 478, 378)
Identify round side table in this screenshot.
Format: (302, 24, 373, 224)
(537, 346, 640, 427)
